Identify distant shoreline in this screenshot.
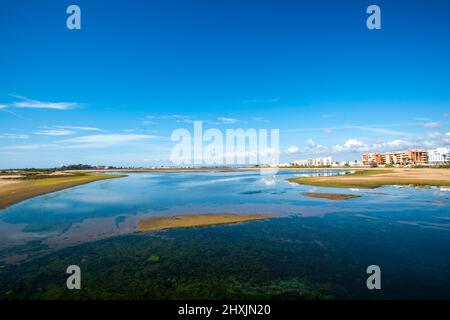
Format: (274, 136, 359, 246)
(288, 168, 450, 189)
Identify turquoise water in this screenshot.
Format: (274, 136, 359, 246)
(0, 170, 450, 299)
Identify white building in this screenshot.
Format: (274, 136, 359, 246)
(293, 157, 332, 167)
(428, 147, 449, 165)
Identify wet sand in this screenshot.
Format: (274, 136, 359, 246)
(303, 193, 361, 200)
(137, 213, 276, 231)
(0, 173, 125, 210)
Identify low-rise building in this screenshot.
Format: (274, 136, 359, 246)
(428, 147, 449, 165)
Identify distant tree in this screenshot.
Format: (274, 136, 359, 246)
(60, 164, 95, 170)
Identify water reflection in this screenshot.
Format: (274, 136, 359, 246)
(0, 170, 449, 264)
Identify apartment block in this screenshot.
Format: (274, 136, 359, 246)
(362, 150, 428, 166)
(361, 153, 383, 166)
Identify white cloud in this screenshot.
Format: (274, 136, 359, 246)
(423, 122, 441, 128)
(287, 145, 299, 154)
(34, 129, 75, 136)
(446, 132, 450, 137)
(321, 114, 334, 118)
(0, 104, 7, 109)
(344, 139, 365, 149)
(332, 139, 368, 153)
(12, 96, 78, 110)
(217, 117, 239, 124)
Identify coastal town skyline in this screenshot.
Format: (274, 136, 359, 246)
(1, 0, 450, 168)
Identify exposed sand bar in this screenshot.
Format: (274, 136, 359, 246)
(303, 192, 361, 200)
(288, 168, 450, 189)
(0, 173, 125, 210)
(137, 213, 275, 231)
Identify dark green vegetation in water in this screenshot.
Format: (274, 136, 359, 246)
(2, 214, 450, 300)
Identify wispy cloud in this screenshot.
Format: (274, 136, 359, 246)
(0, 104, 7, 109)
(34, 129, 75, 136)
(217, 117, 239, 124)
(144, 114, 235, 125)
(306, 139, 316, 147)
(3, 144, 54, 150)
(423, 122, 441, 128)
(252, 117, 270, 123)
(59, 134, 158, 145)
(2, 134, 161, 151)
(11, 96, 79, 110)
(57, 126, 102, 132)
(0, 133, 29, 139)
(344, 125, 411, 137)
(282, 123, 413, 136)
(371, 139, 413, 151)
(143, 115, 195, 124)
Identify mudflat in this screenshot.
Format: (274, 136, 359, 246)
(303, 192, 361, 200)
(137, 213, 275, 231)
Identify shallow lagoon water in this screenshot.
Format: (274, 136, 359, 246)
(0, 170, 450, 299)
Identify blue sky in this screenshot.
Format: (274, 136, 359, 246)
(1, 0, 450, 168)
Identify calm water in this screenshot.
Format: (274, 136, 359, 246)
(1, 170, 450, 299)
